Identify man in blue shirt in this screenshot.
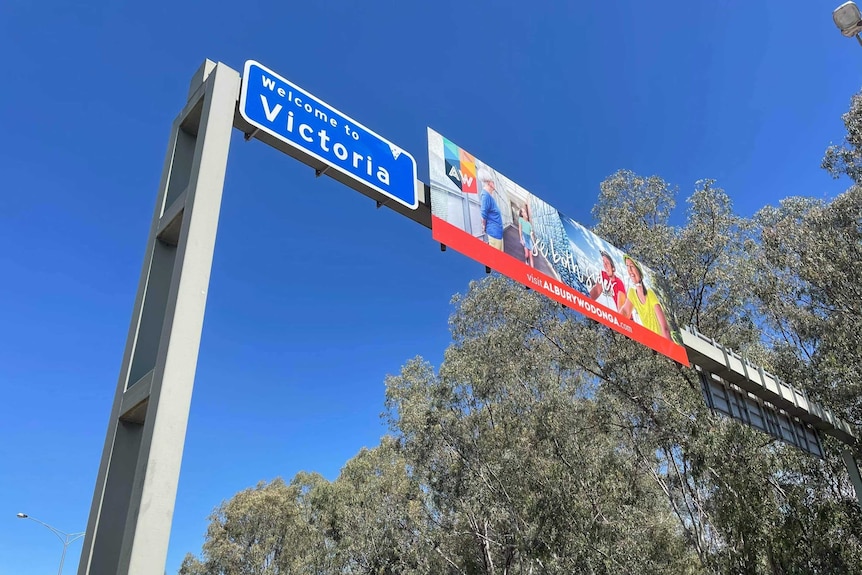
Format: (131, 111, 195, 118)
(477, 168, 504, 251)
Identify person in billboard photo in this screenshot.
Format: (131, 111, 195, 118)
(518, 206, 535, 267)
(589, 250, 627, 311)
(619, 255, 672, 340)
(477, 167, 504, 250)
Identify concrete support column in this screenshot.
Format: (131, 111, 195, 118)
(77, 60, 240, 575)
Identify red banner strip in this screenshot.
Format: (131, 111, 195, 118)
(433, 216, 690, 366)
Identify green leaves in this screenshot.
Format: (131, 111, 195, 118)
(179, 475, 331, 575)
(752, 188, 862, 426)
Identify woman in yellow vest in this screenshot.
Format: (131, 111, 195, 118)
(619, 255, 672, 340)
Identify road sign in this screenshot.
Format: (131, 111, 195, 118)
(239, 60, 419, 209)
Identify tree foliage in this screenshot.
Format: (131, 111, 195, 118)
(180, 94, 862, 574)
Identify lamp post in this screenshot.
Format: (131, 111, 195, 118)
(834, 1, 862, 46)
(16, 513, 85, 575)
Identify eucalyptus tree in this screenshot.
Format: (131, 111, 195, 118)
(179, 473, 332, 575)
(587, 166, 862, 573)
(326, 436, 438, 575)
(385, 278, 700, 575)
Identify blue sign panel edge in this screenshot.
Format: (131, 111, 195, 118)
(239, 60, 419, 210)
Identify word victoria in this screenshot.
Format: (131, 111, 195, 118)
(256, 76, 390, 186)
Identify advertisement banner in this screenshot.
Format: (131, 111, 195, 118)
(428, 128, 689, 366)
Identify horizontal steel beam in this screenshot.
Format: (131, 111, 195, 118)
(682, 326, 857, 447)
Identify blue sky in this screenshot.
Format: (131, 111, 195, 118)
(1, 1, 859, 573)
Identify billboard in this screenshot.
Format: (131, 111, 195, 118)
(428, 128, 689, 366)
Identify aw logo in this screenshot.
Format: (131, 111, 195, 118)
(444, 137, 478, 194)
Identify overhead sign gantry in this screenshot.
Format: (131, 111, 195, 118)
(76, 60, 861, 575)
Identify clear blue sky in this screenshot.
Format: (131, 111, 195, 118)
(1, 1, 858, 573)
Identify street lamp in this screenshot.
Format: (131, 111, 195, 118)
(834, 1, 862, 46)
(16, 513, 85, 575)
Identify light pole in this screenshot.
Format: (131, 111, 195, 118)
(834, 1, 862, 46)
(16, 513, 85, 575)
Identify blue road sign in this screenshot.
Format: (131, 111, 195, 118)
(239, 60, 419, 209)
